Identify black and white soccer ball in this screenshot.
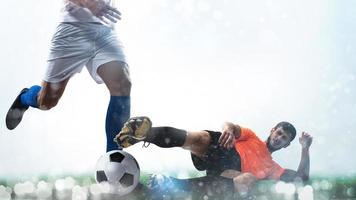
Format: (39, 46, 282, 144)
(95, 150, 140, 196)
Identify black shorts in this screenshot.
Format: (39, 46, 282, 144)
(191, 130, 241, 176)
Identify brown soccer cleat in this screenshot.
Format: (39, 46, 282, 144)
(114, 116, 152, 148)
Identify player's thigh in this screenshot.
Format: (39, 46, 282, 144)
(97, 61, 131, 96)
(37, 78, 70, 110)
(184, 130, 211, 156)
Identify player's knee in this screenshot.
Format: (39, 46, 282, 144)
(197, 131, 211, 146)
(233, 173, 257, 187)
(233, 173, 257, 193)
(108, 76, 132, 96)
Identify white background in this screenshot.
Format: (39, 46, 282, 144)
(0, 0, 355, 179)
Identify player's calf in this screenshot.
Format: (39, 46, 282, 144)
(37, 94, 61, 110)
(37, 80, 68, 110)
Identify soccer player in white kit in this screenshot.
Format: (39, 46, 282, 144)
(6, 0, 131, 152)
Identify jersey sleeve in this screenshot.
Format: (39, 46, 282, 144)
(268, 161, 285, 180)
(237, 127, 258, 141)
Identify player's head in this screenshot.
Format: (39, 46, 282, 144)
(266, 121, 296, 152)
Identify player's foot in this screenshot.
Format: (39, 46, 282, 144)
(114, 116, 152, 148)
(147, 174, 174, 192)
(147, 174, 188, 198)
(6, 88, 29, 130)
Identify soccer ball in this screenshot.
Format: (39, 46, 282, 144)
(95, 150, 140, 196)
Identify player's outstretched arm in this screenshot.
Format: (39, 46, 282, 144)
(68, 0, 121, 23)
(280, 132, 313, 182)
(219, 122, 241, 149)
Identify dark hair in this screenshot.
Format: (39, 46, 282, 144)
(274, 121, 296, 141)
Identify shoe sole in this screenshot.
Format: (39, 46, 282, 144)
(5, 88, 29, 130)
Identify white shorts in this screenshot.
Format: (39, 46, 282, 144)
(44, 22, 127, 84)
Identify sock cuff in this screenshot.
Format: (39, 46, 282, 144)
(20, 85, 41, 108)
(148, 127, 187, 147)
(110, 95, 131, 100)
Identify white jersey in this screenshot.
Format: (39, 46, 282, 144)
(61, 0, 112, 23)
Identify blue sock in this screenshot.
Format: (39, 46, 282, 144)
(20, 85, 41, 108)
(106, 96, 130, 152)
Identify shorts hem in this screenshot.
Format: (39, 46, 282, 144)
(42, 73, 74, 83)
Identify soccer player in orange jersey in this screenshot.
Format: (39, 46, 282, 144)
(116, 116, 313, 196)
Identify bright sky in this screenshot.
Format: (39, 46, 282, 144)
(0, 0, 355, 178)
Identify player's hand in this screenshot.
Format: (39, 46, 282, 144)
(219, 127, 236, 149)
(85, 0, 121, 23)
(299, 131, 313, 149)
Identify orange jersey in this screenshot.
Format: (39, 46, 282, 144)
(235, 127, 285, 180)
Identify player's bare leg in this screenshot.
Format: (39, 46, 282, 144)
(97, 61, 131, 96)
(182, 131, 211, 157)
(6, 78, 69, 130)
(37, 79, 70, 110)
(97, 61, 131, 151)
